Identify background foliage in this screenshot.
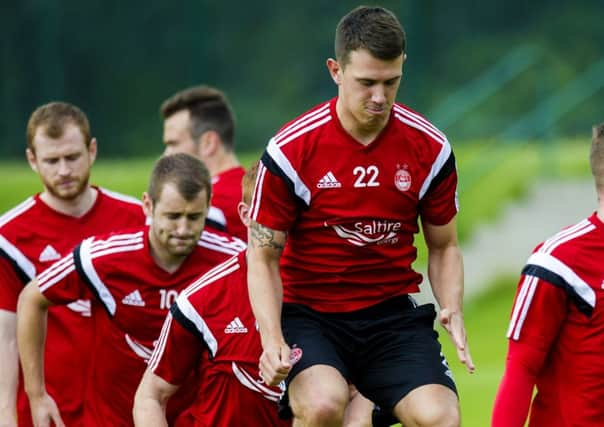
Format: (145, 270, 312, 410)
(2, 0, 603, 158)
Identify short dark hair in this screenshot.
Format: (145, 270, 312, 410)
(148, 153, 212, 204)
(26, 102, 92, 152)
(335, 6, 406, 67)
(160, 85, 236, 151)
(591, 123, 604, 191)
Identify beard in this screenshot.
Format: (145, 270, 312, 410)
(165, 237, 197, 257)
(44, 171, 90, 201)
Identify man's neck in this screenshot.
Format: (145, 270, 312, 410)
(208, 152, 240, 177)
(39, 186, 98, 218)
(147, 233, 187, 274)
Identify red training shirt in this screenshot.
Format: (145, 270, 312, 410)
(250, 98, 458, 312)
(492, 213, 604, 426)
(210, 166, 247, 241)
(151, 252, 290, 427)
(0, 187, 145, 427)
(38, 226, 245, 426)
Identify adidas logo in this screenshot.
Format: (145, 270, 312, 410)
(39, 244, 61, 262)
(122, 289, 145, 307)
(317, 171, 342, 189)
(224, 317, 248, 334)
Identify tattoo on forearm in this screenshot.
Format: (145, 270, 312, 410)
(250, 222, 284, 251)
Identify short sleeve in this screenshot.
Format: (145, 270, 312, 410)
(37, 251, 89, 305)
(419, 157, 458, 226)
(506, 274, 567, 353)
(249, 159, 299, 232)
(150, 310, 204, 386)
(0, 257, 25, 312)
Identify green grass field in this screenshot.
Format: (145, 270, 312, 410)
(0, 141, 590, 425)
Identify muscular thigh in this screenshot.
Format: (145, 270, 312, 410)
(288, 364, 350, 415)
(395, 384, 459, 427)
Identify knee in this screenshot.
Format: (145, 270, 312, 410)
(343, 420, 372, 427)
(394, 384, 460, 427)
(407, 404, 460, 427)
(294, 395, 347, 426)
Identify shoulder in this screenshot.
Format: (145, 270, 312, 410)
(97, 187, 143, 207)
(216, 166, 246, 182)
(0, 196, 37, 230)
(78, 228, 146, 262)
(176, 254, 245, 311)
(96, 188, 145, 225)
(269, 100, 333, 150)
(522, 217, 599, 314)
(275, 100, 333, 136)
(197, 229, 247, 256)
(529, 217, 598, 267)
(391, 103, 450, 148)
(261, 100, 334, 182)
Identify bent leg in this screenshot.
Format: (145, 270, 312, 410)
(289, 364, 349, 427)
(394, 384, 459, 427)
(343, 384, 373, 427)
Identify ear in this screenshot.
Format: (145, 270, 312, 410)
(88, 137, 98, 164)
(326, 58, 342, 85)
(237, 201, 250, 227)
(142, 192, 153, 218)
(199, 131, 220, 158)
(26, 148, 38, 173)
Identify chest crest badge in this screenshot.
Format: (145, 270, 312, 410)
(394, 165, 412, 192)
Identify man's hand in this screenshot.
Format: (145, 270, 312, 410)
(259, 341, 292, 386)
(439, 308, 475, 373)
(28, 393, 65, 427)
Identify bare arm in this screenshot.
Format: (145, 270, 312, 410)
(0, 310, 18, 427)
(422, 217, 474, 373)
(246, 220, 290, 386)
(132, 369, 179, 427)
(16, 280, 64, 427)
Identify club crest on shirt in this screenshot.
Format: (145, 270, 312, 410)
(394, 166, 411, 192)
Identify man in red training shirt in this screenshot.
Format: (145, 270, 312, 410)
(134, 164, 290, 426)
(0, 102, 145, 426)
(160, 85, 247, 240)
(17, 153, 244, 426)
(492, 123, 604, 426)
(247, 6, 473, 427)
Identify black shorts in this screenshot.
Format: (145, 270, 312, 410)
(281, 295, 457, 413)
